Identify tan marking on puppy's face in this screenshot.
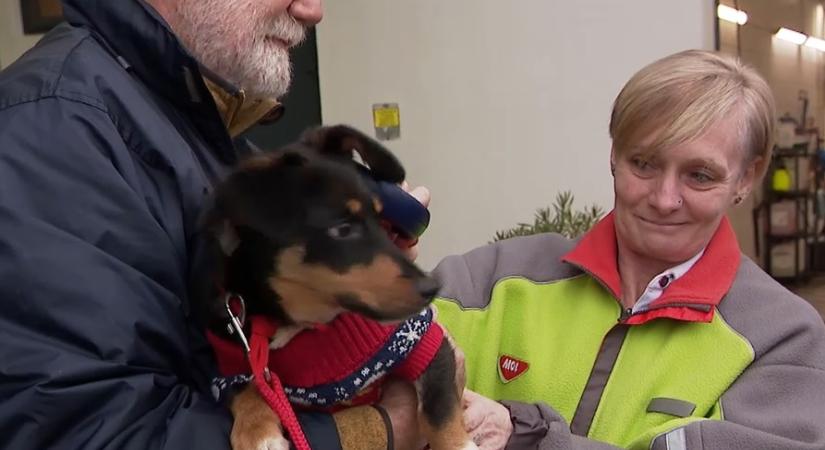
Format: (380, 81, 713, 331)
(269, 246, 427, 324)
(372, 196, 383, 214)
(346, 199, 363, 215)
(269, 247, 344, 324)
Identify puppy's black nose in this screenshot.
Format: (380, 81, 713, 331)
(416, 277, 440, 299)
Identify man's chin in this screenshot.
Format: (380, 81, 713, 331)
(235, 73, 291, 100)
(237, 56, 292, 99)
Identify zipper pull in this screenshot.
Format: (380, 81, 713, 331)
(618, 307, 633, 322)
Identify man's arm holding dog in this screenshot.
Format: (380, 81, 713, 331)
(0, 97, 391, 450)
(0, 100, 249, 449)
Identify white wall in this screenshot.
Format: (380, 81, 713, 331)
(0, 0, 44, 68)
(317, 1, 715, 269)
(1, 0, 715, 268)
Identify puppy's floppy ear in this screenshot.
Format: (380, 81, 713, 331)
(200, 149, 308, 256)
(301, 125, 405, 184)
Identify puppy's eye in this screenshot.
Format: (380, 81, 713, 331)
(327, 222, 363, 240)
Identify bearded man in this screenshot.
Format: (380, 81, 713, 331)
(0, 1, 415, 449)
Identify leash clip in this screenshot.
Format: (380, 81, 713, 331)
(225, 293, 272, 383)
(224, 293, 251, 354)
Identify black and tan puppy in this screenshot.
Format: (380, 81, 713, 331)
(199, 125, 475, 450)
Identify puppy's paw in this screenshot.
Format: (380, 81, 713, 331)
(230, 385, 287, 450)
(255, 435, 290, 450)
(230, 423, 288, 450)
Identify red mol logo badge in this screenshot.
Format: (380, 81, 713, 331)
(498, 354, 529, 383)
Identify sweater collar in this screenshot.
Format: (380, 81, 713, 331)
(562, 212, 741, 323)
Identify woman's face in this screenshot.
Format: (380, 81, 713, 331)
(612, 118, 759, 265)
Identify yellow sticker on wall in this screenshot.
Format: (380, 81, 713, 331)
(372, 103, 401, 140)
(373, 104, 400, 127)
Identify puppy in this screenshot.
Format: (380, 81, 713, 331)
(198, 125, 475, 450)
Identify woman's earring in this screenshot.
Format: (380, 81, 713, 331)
(734, 195, 743, 204)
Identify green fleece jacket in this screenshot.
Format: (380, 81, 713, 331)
(434, 213, 825, 449)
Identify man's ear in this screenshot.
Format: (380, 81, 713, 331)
(301, 124, 405, 183)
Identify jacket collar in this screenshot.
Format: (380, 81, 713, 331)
(562, 211, 741, 324)
(203, 74, 284, 138)
(62, 0, 237, 163)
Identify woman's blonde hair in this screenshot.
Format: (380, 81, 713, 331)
(609, 50, 775, 177)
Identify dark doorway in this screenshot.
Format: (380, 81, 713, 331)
(242, 28, 322, 150)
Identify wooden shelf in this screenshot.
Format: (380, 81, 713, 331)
(767, 234, 809, 244)
(762, 131, 820, 284)
(774, 145, 810, 157)
(770, 190, 811, 200)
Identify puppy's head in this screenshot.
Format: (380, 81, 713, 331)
(202, 125, 439, 328)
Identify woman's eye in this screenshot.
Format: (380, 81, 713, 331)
(691, 172, 712, 183)
(327, 222, 363, 240)
(630, 157, 654, 173)
(688, 170, 716, 185)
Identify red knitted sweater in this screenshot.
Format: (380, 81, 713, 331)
(208, 308, 444, 411)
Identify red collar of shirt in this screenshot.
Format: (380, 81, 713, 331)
(562, 212, 741, 324)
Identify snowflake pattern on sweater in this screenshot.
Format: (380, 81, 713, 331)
(211, 308, 435, 407)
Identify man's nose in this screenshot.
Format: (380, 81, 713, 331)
(289, 0, 323, 26)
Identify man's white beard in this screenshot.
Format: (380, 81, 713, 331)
(172, 0, 306, 100)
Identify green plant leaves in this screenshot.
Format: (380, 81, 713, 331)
(493, 191, 604, 241)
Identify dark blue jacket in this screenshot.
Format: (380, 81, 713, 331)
(0, 1, 338, 448)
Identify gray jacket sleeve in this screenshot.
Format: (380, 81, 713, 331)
(502, 401, 620, 450)
(648, 337, 825, 450)
(646, 260, 825, 450)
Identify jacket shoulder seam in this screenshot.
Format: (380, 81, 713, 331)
(53, 33, 109, 111)
(713, 309, 756, 360)
(52, 32, 95, 96)
(436, 273, 589, 311)
(0, 33, 108, 114)
(0, 92, 108, 116)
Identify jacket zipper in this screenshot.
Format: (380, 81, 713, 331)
(566, 261, 712, 323)
(618, 307, 633, 322)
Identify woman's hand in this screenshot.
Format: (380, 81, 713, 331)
(463, 389, 513, 450)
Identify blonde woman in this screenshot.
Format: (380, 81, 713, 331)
(427, 50, 825, 449)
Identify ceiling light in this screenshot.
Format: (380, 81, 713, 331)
(776, 27, 808, 45)
(806, 36, 825, 51)
(717, 4, 748, 25)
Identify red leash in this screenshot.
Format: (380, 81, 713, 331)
(224, 293, 311, 450)
(247, 316, 312, 450)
